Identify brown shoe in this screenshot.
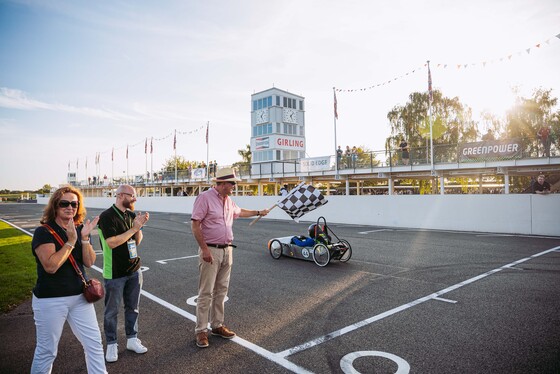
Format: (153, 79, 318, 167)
(211, 325, 236, 339)
(196, 332, 209, 348)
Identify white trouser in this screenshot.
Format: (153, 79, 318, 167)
(31, 294, 107, 374)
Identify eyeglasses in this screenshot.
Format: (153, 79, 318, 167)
(120, 192, 137, 198)
(58, 200, 79, 208)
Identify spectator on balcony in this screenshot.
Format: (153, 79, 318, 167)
(351, 146, 358, 168)
(336, 146, 343, 169)
(537, 125, 551, 157)
(481, 129, 495, 141)
(399, 139, 410, 165)
(345, 146, 351, 168)
(532, 174, 551, 194)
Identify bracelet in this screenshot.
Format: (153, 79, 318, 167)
(82, 240, 91, 245)
(65, 242, 75, 250)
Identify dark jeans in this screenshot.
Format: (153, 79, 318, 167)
(104, 271, 143, 345)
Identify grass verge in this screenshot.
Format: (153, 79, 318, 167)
(0, 221, 35, 313)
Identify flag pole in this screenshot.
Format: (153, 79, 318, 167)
(111, 148, 114, 185)
(174, 129, 177, 183)
(206, 121, 209, 182)
(126, 145, 129, 184)
(333, 87, 339, 177)
(150, 137, 153, 183)
(248, 204, 277, 226)
(427, 60, 434, 170)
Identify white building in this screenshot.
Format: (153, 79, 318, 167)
(250, 88, 306, 174)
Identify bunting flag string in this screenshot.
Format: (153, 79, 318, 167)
(335, 32, 560, 93)
(69, 124, 209, 172)
(335, 64, 425, 93)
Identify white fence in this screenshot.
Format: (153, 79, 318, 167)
(38, 194, 560, 236)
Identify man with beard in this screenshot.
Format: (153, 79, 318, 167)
(98, 184, 150, 363)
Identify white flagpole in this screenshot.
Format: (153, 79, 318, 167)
(126, 145, 129, 184)
(145, 138, 148, 184)
(206, 121, 210, 181)
(428, 60, 434, 170)
(150, 137, 153, 183)
(174, 130, 177, 183)
(333, 87, 339, 177)
(111, 149, 114, 185)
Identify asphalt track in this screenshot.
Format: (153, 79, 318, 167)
(1, 203, 559, 373)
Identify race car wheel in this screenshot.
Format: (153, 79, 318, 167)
(268, 239, 283, 259)
(338, 239, 352, 262)
(312, 243, 330, 267)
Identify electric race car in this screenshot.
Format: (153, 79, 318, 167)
(267, 216, 352, 267)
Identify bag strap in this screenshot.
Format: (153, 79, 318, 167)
(42, 224, 87, 286)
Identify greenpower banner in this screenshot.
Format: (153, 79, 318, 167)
(458, 139, 522, 162)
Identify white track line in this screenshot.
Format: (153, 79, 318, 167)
(277, 246, 560, 358)
(5, 219, 311, 374)
(6, 218, 558, 373)
(156, 255, 198, 264)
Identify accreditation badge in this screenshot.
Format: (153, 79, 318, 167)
(127, 239, 138, 259)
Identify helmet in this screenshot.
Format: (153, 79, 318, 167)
(308, 224, 324, 239)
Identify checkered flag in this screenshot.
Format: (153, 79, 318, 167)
(277, 182, 328, 221)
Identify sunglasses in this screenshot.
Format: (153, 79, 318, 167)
(227, 182, 236, 186)
(58, 200, 79, 208)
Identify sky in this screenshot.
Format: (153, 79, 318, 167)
(1, 0, 559, 191)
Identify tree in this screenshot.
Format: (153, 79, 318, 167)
(480, 110, 505, 139)
(37, 184, 52, 194)
(237, 144, 251, 164)
(386, 90, 478, 146)
(386, 89, 478, 164)
(505, 88, 560, 156)
(232, 144, 251, 174)
(161, 156, 192, 172)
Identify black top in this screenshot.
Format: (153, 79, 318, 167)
(98, 205, 138, 279)
(533, 181, 551, 193)
(32, 221, 85, 298)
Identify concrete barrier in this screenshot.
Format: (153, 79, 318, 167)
(37, 194, 560, 236)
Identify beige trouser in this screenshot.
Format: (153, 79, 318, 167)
(195, 246, 233, 334)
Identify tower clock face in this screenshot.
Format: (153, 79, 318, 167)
(283, 108, 298, 124)
(255, 109, 269, 124)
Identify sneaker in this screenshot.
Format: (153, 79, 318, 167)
(127, 338, 148, 354)
(106, 343, 118, 363)
(196, 332, 209, 348)
(211, 325, 236, 339)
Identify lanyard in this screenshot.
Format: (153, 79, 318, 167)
(111, 205, 132, 230)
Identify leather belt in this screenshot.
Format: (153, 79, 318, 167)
(206, 243, 236, 249)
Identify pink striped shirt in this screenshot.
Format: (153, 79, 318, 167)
(191, 187, 241, 244)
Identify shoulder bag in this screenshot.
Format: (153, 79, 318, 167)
(43, 224, 105, 303)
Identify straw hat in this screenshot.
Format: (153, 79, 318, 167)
(212, 167, 241, 182)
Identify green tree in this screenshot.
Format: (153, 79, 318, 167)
(505, 88, 560, 156)
(161, 156, 193, 172)
(479, 110, 505, 139)
(237, 144, 251, 163)
(232, 144, 251, 175)
(37, 184, 52, 194)
(386, 90, 478, 146)
(386, 89, 477, 164)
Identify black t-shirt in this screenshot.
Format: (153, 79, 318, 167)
(533, 181, 551, 193)
(98, 205, 138, 279)
(31, 221, 85, 298)
(400, 141, 409, 157)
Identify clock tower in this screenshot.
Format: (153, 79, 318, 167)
(250, 88, 306, 174)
